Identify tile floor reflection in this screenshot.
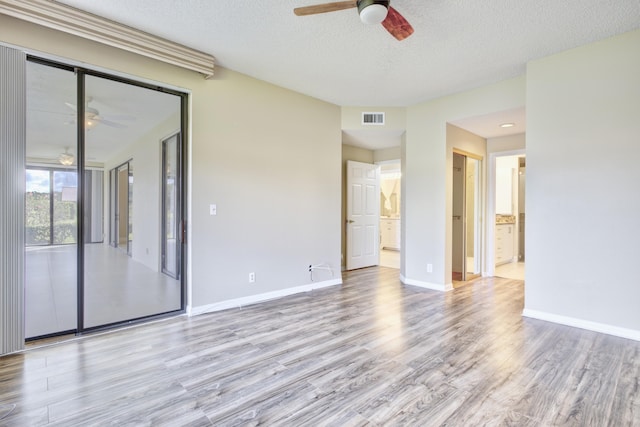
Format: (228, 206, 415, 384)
(25, 243, 181, 338)
(379, 248, 400, 269)
(495, 261, 525, 281)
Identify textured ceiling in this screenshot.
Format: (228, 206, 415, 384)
(45, 1, 640, 150)
(53, 0, 640, 108)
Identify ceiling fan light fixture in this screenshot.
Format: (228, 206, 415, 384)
(85, 109, 99, 129)
(84, 113, 98, 130)
(357, 0, 389, 25)
(59, 148, 75, 166)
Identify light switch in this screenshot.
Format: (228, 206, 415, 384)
(209, 204, 217, 216)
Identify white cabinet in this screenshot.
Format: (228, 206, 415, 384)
(380, 219, 401, 250)
(495, 224, 515, 265)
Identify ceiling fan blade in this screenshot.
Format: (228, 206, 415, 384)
(102, 114, 136, 121)
(29, 108, 73, 116)
(94, 118, 127, 128)
(64, 102, 77, 111)
(381, 6, 414, 41)
(294, 1, 357, 16)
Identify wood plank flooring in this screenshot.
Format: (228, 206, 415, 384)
(1, 267, 640, 426)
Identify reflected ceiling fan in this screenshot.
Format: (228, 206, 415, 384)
(64, 97, 133, 129)
(294, 0, 414, 41)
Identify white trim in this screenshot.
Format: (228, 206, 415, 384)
(0, 0, 214, 78)
(187, 278, 343, 316)
(1, 39, 193, 95)
(400, 275, 453, 292)
(522, 309, 640, 342)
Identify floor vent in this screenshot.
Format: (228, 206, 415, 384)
(362, 112, 385, 125)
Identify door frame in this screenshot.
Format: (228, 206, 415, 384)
(374, 158, 404, 271)
(110, 159, 133, 255)
(161, 131, 182, 280)
(452, 148, 483, 282)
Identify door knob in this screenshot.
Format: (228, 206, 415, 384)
(347, 219, 355, 224)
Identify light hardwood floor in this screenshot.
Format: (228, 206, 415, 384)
(1, 267, 639, 425)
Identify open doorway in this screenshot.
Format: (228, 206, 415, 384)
(341, 156, 402, 271)
(341, 143, 403, 272)
(494, 154, 526, 280)
(110, 160, 132, 255)
(379, 161, 401, 269)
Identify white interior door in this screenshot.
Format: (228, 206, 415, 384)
(346, 160, 380, 270)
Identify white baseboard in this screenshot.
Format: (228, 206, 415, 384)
(400, 275, 453, 292)
(522, 308, 640, 342)
(188, 278, 342, 316)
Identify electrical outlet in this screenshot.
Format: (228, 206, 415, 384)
(427, 264, 433, 273)
(249, 272, 255, 283)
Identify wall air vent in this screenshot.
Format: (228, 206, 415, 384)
(362, 112, 385, 125)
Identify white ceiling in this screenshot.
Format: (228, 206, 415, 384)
(342, 129, 405, 150)
(47, 0, 640, 148)
(451, 106, 527, 139)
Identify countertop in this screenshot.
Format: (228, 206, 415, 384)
(496, 214, 516, 224)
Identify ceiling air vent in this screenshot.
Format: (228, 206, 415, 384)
(362, 112, 385, 125)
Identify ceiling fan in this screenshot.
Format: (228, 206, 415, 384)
(64, 97, 132, 129)
(294, 0, 414, 41)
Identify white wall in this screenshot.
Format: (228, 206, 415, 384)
(1, 15, 342, 314)
(374, 146, 401, 163)
(190, 70, 341, 307)
(487, 133, 525, 153)
(525, 29, 640, 338)
(403, 77, 525, 290)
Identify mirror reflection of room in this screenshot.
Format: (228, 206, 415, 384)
(23, 59, 185, 339)
(379, 162, 401, 269)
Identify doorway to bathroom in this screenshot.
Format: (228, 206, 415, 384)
(379, 161, 401, 269)
(493, 153, 526, 280)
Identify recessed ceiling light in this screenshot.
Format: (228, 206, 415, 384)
(500, 122, 515, 128)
